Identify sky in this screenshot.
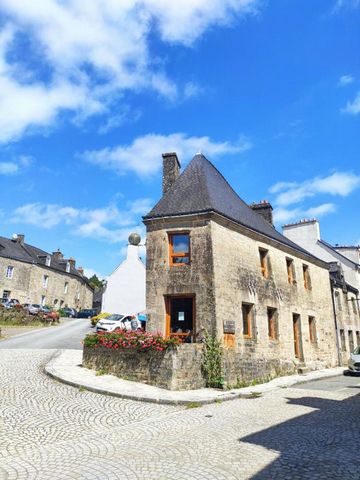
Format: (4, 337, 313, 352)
(0, 0, 359, 280)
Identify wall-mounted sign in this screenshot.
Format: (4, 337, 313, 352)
(223, 320, 235, 334)
(178, 312, 185, 321)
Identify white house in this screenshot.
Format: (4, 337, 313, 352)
(102, 239, 146, 315)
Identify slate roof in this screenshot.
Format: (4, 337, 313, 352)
(319, 240, 360, 268)
(144, 154, 324, 260)
(0, 235, 89, 282)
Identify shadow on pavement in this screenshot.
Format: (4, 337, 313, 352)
(240, 393, 360, 479)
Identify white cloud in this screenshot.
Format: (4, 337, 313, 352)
(339, 74, 354, 86)
(333, 0, 360, 11)
(82, 267, 107, 281)
(82, 132, 252, 177)
(274, 203, 336, 224)
(343, 92, 360, 115)
(11, 198, 152, 244)
(270, 172, 360, 207)
(0, 0, 258, 143)
(0, 155, 33, 175)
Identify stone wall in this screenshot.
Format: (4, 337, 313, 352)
(145, 215, 217, 336)
(211, 218, 338, 383)
(0, 256, 93, 309)
(83, 344, 206, 390)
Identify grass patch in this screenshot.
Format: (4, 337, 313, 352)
(78, 386, 86, 392)
(214, 398, 222, 404)
(95, 369, 109, 376)
(185, 402, 202, 409)
(250, 392, 262, 398)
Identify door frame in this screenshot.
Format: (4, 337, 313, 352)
(164, 294, 196, 340)
(292, 313, 304, 361)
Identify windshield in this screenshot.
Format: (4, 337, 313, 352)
(32, 304, 40, 308)
(353, 346, 360, 355)
(106, 314, 125, 321)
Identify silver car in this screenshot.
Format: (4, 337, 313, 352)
(348, 346, 360, 374)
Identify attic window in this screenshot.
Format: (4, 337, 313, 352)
(66, 262, 70, 273)
(169, 233, 190, 266)
(46, 256, 51, 267)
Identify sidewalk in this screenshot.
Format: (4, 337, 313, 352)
(45, 350, 345, 406)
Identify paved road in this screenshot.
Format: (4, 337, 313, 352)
(0, 349, 359, 479)
(0, 318, 92, 350)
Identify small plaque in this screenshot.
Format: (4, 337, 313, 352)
(223, 320, 236, 334)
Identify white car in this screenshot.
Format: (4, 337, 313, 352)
(95, 314, 141, 333)
(348, 346, 360, 374)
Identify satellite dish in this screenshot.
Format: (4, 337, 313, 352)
(128, 232, 141, 246)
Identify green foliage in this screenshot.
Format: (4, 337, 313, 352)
(185, 402, 202, 409)
(95, 369, 109, 376)
(87, 274, 104, 289)
(0, 306, 54, 327)
(201, 332, 224, 388)
(90, 312, 110, 326)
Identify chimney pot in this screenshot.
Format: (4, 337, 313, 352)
(162, 152, 181, 195)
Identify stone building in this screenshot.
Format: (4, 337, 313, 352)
(0, 234, 93, 309)
(143, 153, 338, 387)
(283, 219, 360, 363)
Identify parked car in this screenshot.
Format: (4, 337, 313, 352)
(348, 346, 360, 374)
(77, 308, 97, 319)
(26, 304, 41, 315)
(2, 299, 20, 309)
(95, 314, 142, 333)
(62, 307, 77, 318)
(40, 306, 51, 313)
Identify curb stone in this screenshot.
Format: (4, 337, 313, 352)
(44, 350, 345, 406)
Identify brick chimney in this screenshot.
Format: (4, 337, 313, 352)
(162, 152, 181, 195)
(52, 249, 63, 261)
(250, 200, 274, 225)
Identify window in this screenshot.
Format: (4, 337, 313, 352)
(259, 248, 270, 278)
(335, 291, 342, 311)
(5, 266, 14, 279)
(41, 295, 46, 307)
(66, 262, 70, 273)
(42, 275, 49, 288)
(54, 299, 58, 306)
(2, 290, 11, 301)
(340, 329, 346, 351)
(286, 258, 295, 285)
(302, 265, 311, 290)
(351, 298, 357, 315)
(169, 233, 190, 266)
(356, 331, 360, 347)
(242, 303, 254, 338)
(267, 307, 278, 340)
(64, 282, 68, 294)
(45, 256, 51, 267)
(349, 330, 354, 352)
(308, 316, 317, 344)
(60, 300, 64, 307)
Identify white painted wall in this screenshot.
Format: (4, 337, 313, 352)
(283, 220, 360, 290)
(102, 245, 145, 315)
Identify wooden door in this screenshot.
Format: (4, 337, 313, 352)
(293, 314, 303, 360)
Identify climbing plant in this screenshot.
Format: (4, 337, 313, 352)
(201, 331, 224, 388)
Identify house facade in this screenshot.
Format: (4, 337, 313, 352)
(102, 239, 146, 315)
(143, 153, 338, 386)
(283, 219, 360, 363)
(0, 234, 93, 309)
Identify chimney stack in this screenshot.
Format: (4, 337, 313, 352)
(68, 257, 76, 268)
(77, 267, 84, 275)
(162, 152, 181, 195)
(16, 234, 25, 245)
(250, 200, 274, 225)
(52, 249, 63, 261)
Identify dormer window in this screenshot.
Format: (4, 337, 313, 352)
(45, 255, 51, 267)
(169, 233, 190, 266)
(66, 262, 70, 273)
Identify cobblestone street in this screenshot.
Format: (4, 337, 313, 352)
(1, 349, 360, 480)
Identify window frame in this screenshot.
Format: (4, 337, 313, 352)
(242, 302, 254, 339)
(308, 316, 317, 344)
(42, 275, 49, 288)
(267, 307, 278, 340)
(302, 264, 311, 290)
(64, 282, 69, 294)
(168, 232, 190, 267)
(5, 265, 14, 279)
(259, 248, 270, 279)
(286, 258, 296, 285)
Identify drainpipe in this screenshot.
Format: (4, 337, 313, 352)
(330, 279, 342, 366)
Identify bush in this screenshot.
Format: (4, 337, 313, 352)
(0, 307, 56, 327)
(90, 312, 110, 326)
(83, 330, 181, 352)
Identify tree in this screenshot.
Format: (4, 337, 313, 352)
(87, 274, 104, 289)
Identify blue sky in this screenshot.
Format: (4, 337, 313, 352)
(0, 0, 359, 279)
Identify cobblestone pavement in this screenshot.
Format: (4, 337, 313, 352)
(1, 349, 359, 480)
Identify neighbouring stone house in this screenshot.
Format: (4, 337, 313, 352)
(143, 153, 339, 388)
(283, 219, 360, 363)
(0, 234, 93, 309)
